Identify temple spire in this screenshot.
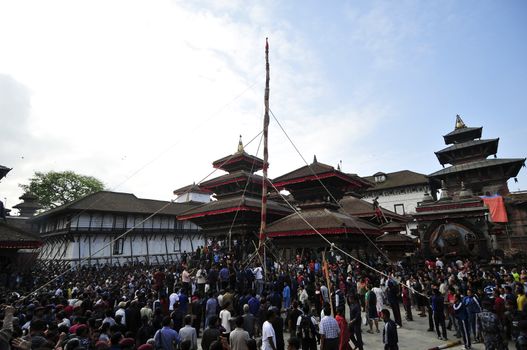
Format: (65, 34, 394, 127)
(455, 114, 466, 129)
(313, 155, 318, 163)
(237, 135, 244, 153)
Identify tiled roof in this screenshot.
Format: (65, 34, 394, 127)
(0, 165, 11, 179)
(273, 161, 371, 188)
(0, 221, 42, 248)
(199, 171, 268, 189)
(212, 151, 264, 172)
(32, 191, 201, 220)
(266, 208, 379, 236)
(376, 232, 416, 243)
(173, 183, 212, 195)
(429, 158, 526, 177)
(339, 196, 408, 221)
(435, 138, 499, 154)
(364, 170, 429, 191)
(177, 195, 292, 219)
(443, 126, 482, 144)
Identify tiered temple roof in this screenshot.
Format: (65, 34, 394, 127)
(429, 115, 525, 195)
(177, 138, 291, 239)
(267, 157, 379, 241)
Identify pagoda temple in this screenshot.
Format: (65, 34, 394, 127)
(266, 157, 381, 257)
(429, 115, 525, 195)
(415, 116, 526, 258)
(177, 138, 292, 252)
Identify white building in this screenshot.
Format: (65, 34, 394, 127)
(31, 191, 204, 266)
(362, 170, 437, 215)
(173, 183, 212, 204)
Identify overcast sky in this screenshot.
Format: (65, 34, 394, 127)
(1, 0, 526, 211)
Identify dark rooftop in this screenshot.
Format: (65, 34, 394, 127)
(266, 208, 379, 236)
(273, 160, 371, 188)
(339, 196, 408, 221)
(177, 195, 292, 219)
(32, 191, 201, 220)
(443, 126, 483, 145)
(364, 170, 429, 191)
(199, 170, 268, 190)
(435, 138, 499, 154)
(0, 221, 42, 249)
(0, 165, 11, 180)
(429, 158, 526, 178)
(212, 151, 264, 173)
(173, 183, 212, 195)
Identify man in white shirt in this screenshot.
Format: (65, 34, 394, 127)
(169, 291, 179, 311)
(196, 266, 207, 294)
(372, 284, 385, 317)
(115, 301, 127, 326)
(320, 284, 329, 304)
(262, 309, 277, 350)
(219, 302, 232, 333)
(253, 264, 264, 296)
(298, 286, 309, 306)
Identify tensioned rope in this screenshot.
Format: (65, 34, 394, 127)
(267, 180, 429, 299)
(34, 80, 261, 255)
(20, 130, 264, 301)
(268, 108, 393, 263)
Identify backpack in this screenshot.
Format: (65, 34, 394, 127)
(298, 315, 316, 340)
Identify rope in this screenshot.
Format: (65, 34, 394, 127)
(226, 133, 264, 250)
(269, 108, 393, 263)
(267, 180, 429, 299)
(34, 80, 260, 257)
(21, 130, 264, 301)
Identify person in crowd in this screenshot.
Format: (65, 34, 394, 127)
(179, 315, 197, 350)
(202, 316, 222, 350)
(262, 309, 277, 350)
(229, 316, 250, 350)
(431, 285, 447, 341)
(334, 308, 350, 350)
(381, 309, 398, 350)
(365, 284, 380, 334)
(348, 294, 363, 350)
(296, 304, 318, 350)
(477, 300, 506, 350)
(154, 316, 180, 350)
(319, 305, 339, 350)
(454, 293, 471, 350)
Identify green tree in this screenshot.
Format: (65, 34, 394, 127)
(19, 170, 105, 209)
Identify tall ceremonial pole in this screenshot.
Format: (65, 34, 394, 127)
(259, 38, 270, 281)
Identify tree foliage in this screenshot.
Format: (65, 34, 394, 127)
(19, 170, 105, 209)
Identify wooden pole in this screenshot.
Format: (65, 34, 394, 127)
(259, 38, 270, 281)
(322, 251, 334, 316)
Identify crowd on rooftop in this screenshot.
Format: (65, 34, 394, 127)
(1, 245, 527, 350)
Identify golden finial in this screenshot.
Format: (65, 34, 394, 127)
(455, 114, 466, 129)
(237, 135, 244, 153)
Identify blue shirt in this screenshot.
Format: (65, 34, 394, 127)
(219, 268, 230, 281)
(155, 326, 181, 350)
(248, 297, 260, 316)
(206, 297, 218, 316)
(178, 292, 189, 314)
(283, 286, 291, 299)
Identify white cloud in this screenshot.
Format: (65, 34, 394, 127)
(0, 0, 389, 210)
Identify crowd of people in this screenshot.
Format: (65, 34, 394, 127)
(1, 247, 527, 350)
